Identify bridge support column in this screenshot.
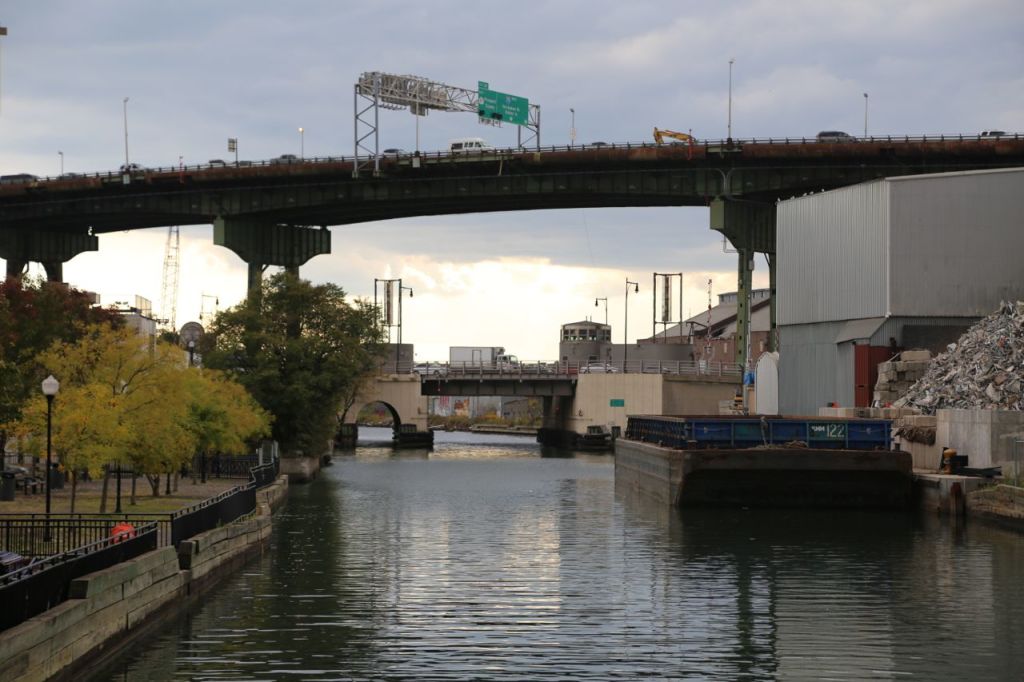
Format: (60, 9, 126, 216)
(0, 229, 98, 283)
(214, 217, 331, 296)
(710, 199, 777, 371)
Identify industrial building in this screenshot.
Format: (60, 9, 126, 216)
(558, 319, 694, 367)
(640, 289, 772, 369)
(777, 167, 1024, 414)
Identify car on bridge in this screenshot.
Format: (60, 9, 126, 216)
(413, 363, 448, 377)
(980, 130, 1007, 138)
(0, 173, 39, 184)
(579, 362, 619, 373)
(381, 148, 407, 156)
(271, 154, 299, 164)
(816, 131, 857, 143)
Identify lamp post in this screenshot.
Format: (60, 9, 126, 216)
(863, 92, 869, 138)
(570, 108, 576, 147)
(624, 279, 639, 372)
(298, 127, 304, 159)
(58, 151, 63, 176)
(122, 97, 130, 168)
(41, 375, 59, 541)
(399, 283, 413, 370)
(727, 58, 735, 140)
(187, 340, 195, 367)
(594, 297, 608, 325)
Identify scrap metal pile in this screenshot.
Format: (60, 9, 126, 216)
(895, 301, 1024, 414)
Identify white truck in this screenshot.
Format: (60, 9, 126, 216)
(449, 346, 520, 371)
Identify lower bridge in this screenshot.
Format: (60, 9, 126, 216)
(339, 366, 741, 449)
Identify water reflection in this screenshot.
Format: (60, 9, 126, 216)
(88, 429, 1024, 681)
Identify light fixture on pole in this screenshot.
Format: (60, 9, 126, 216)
(727, 58, 735, 140)
(624, 279, 639, 372)
(122, 97, 130, 168)
(399, 283, 413, 370)
(187, 339, 195, 367)
(570, 108, 576, 147)
(863, 92, 869, 138)
(41, 374, 60, 541)
(594, 297, 608, 325)
(298, 127, 304, 159)
(58, 151, 63, 176)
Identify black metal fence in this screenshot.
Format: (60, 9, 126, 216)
(0, 523, 158, 631)
(0, 514, 173, 556)
(190, 453, 260, 479)
(169, 484, 257, 546)
(0, 454, 281, 632)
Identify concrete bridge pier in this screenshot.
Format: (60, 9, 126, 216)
(0, 229, 98, 282)
(710, 200, 778, 370)
(213, 217, 331, 295)
(537, 395, 573, 447)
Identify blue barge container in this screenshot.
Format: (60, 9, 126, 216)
(625, 415, 892, 451)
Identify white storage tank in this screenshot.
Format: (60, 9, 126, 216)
(755, 351, 780, 415)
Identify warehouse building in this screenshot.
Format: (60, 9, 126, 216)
(777, 167, 1024, 414)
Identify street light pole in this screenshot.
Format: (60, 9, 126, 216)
(41, 375, 60, 542)
(570, 108, 576, 147)
(863, 92, 869, 138)
(624, 279, 639, 372)
(594, 297, 608, 325)
(122, 97, 130, 168)
(187, 340, 195, 367)
(58, 151, 63, 176)
(399, 282, 413, 370)
(298, 127, 304, 159)
(727, 58, 735, 140)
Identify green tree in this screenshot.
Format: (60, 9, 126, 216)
(202, 272, 384, 457)
(0, 277, 122, 455)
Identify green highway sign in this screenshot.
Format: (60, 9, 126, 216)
(610, 399, 625, 407)
(478, 81, 530, 126)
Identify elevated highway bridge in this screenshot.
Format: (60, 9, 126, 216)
(3, 133, 1022, 368)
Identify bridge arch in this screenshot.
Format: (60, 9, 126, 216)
(343, 399, 404, 439)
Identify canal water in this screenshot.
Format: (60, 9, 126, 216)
(89, 428, 1024, 680)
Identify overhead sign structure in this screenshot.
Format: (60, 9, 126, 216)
(477, 81, 530, 127)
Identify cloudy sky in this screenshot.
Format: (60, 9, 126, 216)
(1, 1, 1021, 360)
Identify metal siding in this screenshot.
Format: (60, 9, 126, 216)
(777, 181, 889, 325)
(889, 168, 1024, 316)
(835, 342, 856, 407)
(778, 321, 844, 414)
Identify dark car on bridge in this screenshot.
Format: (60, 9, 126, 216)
(816, 131, 857, 143)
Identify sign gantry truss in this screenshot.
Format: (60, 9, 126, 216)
(353, 71, 541, 177)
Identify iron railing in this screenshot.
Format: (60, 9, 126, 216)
(399, 359, 742, 378)
(169, 483, 257, 546)
(0, 132, 1020, 187)
(0, 514, 172, 556)
(0, 523, 158, 631)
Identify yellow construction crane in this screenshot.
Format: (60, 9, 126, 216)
(653, 127, 695, 144)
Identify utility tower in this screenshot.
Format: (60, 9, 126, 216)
(160, 226, 180, 332)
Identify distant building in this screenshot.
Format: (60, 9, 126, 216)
(639, 289, 772, 369)
(559, 319, 694, 368)
(112, 296, 157, 338)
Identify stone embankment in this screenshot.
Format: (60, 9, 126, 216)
(0, 476, 288, 682)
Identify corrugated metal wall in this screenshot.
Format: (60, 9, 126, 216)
(778, 321, 844, 414)
(888, 169, 1024, 316)
(777, 181, 890, 326)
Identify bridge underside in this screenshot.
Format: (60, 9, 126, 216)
(421, 377, 576, 397)
(3, 140, 1021, 365)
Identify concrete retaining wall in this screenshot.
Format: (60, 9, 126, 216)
(966, 484, 1024, 530)
(936, 409, 1024, 473)
(0, 475, 288, 682)
(280, 455, 322, 483)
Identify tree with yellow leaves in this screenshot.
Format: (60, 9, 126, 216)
(17, 324, 270, 510)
